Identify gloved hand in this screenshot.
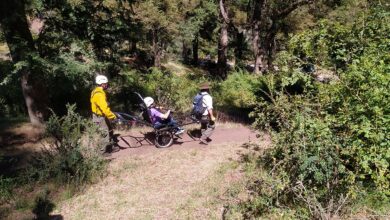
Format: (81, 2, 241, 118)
(111, 118, 122, 125)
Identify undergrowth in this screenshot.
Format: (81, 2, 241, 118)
(225, 5, 389, 219)
(25, 104, 107, 186)
(0, 105, 108, 219)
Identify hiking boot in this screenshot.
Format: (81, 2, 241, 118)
(102, 152, 112, 157)
(111, 145, 120, 153)
(199, 139, 208, 145)
(175, 128, 185, 135)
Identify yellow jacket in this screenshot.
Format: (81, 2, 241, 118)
(90, 87, 116, 119)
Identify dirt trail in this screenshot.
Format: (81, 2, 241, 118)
(112, 124, 258, 158)
(53, 124, 267, 219)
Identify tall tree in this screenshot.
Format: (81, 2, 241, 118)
(249, 0, 314, 73)
(179, 0, 218, 65)
(217, 0, 230, 79)
(230, 1, 249, 64)
(0, 0, 47, 125)
(132, 0, 180, 68)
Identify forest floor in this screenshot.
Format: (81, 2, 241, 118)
(52, 123, 266, 219)
(1, 122, 269, 219)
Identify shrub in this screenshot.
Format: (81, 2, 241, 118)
(144, 68, 199, 112)
(250, 89, 351, 219)
(242, 5, 389, 219)
(0, 60, 25, 117)
(327, 53, 389, 192)
(25, 104, 107, 186)
(214, 69, 259, 111)
(118, 67, 263, 123)
(0, 175, 13, 204)
(115, 68, 199, 114)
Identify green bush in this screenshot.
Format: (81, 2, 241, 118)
(240, 5, 389, 219)
(115, 68, 199, 114)
(0, 175, 13, 204)
(327, 54, 389, 192)
(249, 89, 351, 218)
(25, 104, 107, 186)
(143, 68, 199, 112)
(0, 60, 25, 117)
(114, 68, 262, 122)
(214, 69, 259, 111)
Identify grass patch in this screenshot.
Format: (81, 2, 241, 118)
(111, 159, 142, 179)
(14, 197, 32, 211)
(347, 192, 390, 218)
(59, 188, 75, 201)
(163, 61, 206, 76)
(0, 175, 13, 203)
(175, 160, 241, 219)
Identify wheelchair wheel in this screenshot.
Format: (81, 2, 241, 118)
(155, 131, 174, 148)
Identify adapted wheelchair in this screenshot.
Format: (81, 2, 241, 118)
(114, 92, 197, 148)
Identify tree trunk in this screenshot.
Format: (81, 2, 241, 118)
(192, 35, 199, 65)
(182, 41, 189, 63)
(130, 39, 137, 54)
(152, 29, 161, 68)
(266, 30, 277, 71)
(234, 30, 244, 61)
(252, 22, 263, 74)
(250, 0, 265, 74)
(217, 0, 229, 79)
(250, 0, 313, 73)
(0, 0, 47, 126)
(218, 22, 228, 79)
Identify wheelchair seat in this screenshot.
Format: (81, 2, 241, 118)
(142, 108, 171, 130)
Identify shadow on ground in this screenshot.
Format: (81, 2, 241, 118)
(0, 121, 45, 176)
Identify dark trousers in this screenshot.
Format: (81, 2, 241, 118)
(200, 115, 215, 140)
(153, 117, 179, 129)
(93, 114, 114, 152)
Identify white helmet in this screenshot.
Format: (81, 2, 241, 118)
(95, 75, 108, 85)
(143, 97, 154, 108)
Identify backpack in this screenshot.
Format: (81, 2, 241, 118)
(191, 93, 207, 120)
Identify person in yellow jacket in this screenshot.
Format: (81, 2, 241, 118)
(91, 75, 119, 154)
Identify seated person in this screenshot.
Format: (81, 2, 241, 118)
(143, 97, 185, 135)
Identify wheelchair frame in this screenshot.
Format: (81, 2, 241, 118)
(115, 92, 198, 148)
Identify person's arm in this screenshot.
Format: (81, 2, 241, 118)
(95, 92, 116, 119)
(152, 108, 170, 120)
(208, 109, 215, 121)
(160, 110, 171, 119)
(204, 95, 215, 121)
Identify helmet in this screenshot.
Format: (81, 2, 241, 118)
(95, 75, 108, 85)
(143, 97, 154, 108)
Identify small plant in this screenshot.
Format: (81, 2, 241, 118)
(14, 197, 31, 211)
(25, 104, 107, 186)
(0, 175, 13, 203)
